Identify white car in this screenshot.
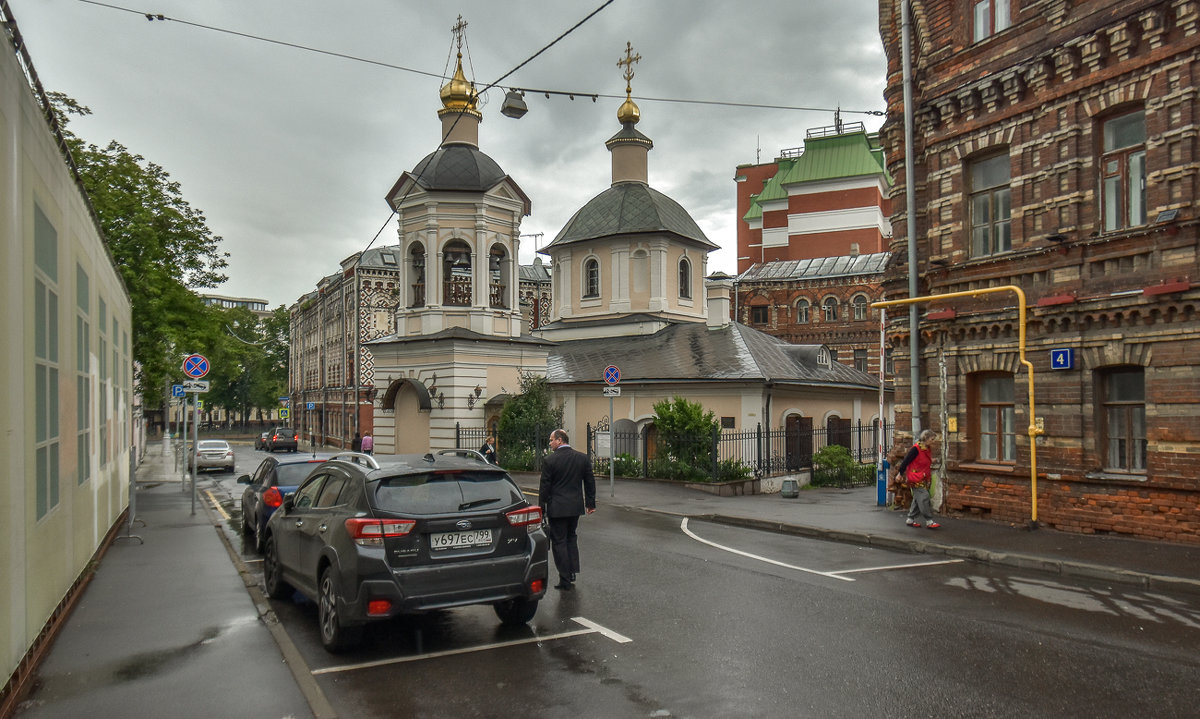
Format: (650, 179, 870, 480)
(189, 439, 236, 473)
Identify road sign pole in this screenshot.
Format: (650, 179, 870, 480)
(191, 391, 199, 516)
(609, 394, 615, 498)
(180, 395, 188, 491)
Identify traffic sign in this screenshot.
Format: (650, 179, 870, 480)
(307, 402, 315, 410)
(183, 380, 210, 393)
(278, 396, 290, 406)
(172, 384, 184, 398)
(603, 386, 621, 397)
(196, 400, 204, 409)
(279, 408, 290, 420)
(604, 365, 620, 385)
(182, 354, 210, 378)
(1050, 348, 1075, 370)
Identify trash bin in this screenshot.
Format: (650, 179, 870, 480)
(780, 478, 800, 498)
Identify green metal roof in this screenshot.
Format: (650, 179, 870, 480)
(776, 131, 892, 186)
(742, 195, 762, 222)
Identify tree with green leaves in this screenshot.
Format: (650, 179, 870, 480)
(49, 93, 229, 405)
(496, 372, 564, 470)
(649, 396, 719, 481)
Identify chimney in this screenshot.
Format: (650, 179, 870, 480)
(705, 274, 733, 329)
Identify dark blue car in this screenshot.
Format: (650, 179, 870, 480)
(238, 453, 331, 552)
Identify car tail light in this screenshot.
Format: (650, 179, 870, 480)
(530, 578, 545, 594)
(263, 487, 283, 509)
(272, 434, 279, 441)
(293, 434, 298, 441)
(506, 506, 543, 530)
(367, 599, 392, 616)
(345, 518, 416, 546)
(225, 450, 234, 458)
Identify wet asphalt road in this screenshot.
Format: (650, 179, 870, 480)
(202, 445, 1200, 719)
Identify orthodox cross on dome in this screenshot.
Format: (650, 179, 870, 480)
(617, 41, 641, 96)
(451, 15, 468, 50)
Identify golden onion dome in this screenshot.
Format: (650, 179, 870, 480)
(439, 53, 477, 111)
(617, 96, 640, 125)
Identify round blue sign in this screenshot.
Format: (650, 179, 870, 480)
(182, 354, 210, 379)
(604, 365, 620, 385)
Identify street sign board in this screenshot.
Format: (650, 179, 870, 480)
(172, 384, 184, 398)
(603, 365, 620, 385)
(279, 408, 290, 419)
(1050, 348, 1074, 370)
(278, 396, 290, 405)
(183, 380, 210, 393)
(307, 402, 315, 410)
(182, 354, 210, 378)
(602, 386, 621, 397)
(196, 400, 204, 409)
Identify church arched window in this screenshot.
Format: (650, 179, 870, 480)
(583, 258, 600, 299)
(678, 257, 692, 299)
(795, 299, 810, 324)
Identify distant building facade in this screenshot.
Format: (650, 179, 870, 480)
(2, 6, 135, 699)
(879, 0, 1200, 542)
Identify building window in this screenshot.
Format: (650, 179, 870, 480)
(1100, 367, 1146, 472)
(442, 242, 472, 306)
(583, 258, 600, 299)
(76, 264, 91, 485)
(973, 0, 1011, 42)
(795, 299, 809, 324)
(99, 298, 108, 467)
(975, 373, 1016, 462)
(34, 204, 60, 518)
(852, 295, 869, 321)
(678, 258, 691, 299)
(751, 305, 768, 324)
(969, 154, 1011, 257)
(822, 297, 838, 322)
(1101, 109, 1147, 232)
(885, 347, 894, 376)
(854, 349, 868, 373)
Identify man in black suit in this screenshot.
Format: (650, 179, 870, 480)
(539, 429, 597, 590)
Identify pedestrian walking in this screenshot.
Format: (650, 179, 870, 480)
(479, 435, 497, 464)
(351, 432, 362, 452)
(360, 432, 373, 455)
(896, 429, 941, 529)
(539, 429, 596, 590)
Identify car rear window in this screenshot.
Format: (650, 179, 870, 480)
(199, 441, 228, 450)
(373, 471, 523, 515)
(276, 461, 324, 485)
(275, 428, 295, 435)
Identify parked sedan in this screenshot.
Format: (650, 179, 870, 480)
(254, 431, 269, 450)
(238, 453, 331, 552)
(188, 440, 235, 473)
(262, 452, 548, 652)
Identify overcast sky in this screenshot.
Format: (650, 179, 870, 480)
(14, 0, 886, 309)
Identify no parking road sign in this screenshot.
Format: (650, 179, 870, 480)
(604, 365, 620, 385)
(182, 354, 210, 379)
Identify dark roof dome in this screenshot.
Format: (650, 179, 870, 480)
(548, 182, 717, 249)
(409, 144, 506, 192)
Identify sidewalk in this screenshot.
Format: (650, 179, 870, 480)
(12, 440, 326, 719)
(513, 472, 1200, 594)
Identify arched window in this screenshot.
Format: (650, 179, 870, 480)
(583, 258, 600, 298)
(442, 240, 472, 306)
(822, 296, 839, 322)
(678, 257, 692, 299)
(409, 243, 426, 308)
(488, 245, 508, 309)
(795, 299, 810, 324)
(852, 294, 869, 321)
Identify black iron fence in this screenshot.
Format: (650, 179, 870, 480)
(455, 420, 894, 486)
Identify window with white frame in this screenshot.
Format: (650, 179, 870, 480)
(678, 257, 691, 299)
(99, 297, 108, 468)
(76, 264, 91, 485)
(973, 0, 1011, 42)
(583, 258, 600, 298)
(1101, 109, 1147, 233)
(822, 297, 838, 322)
(852, 295, 869, 321)
(854, 349, 868, 373)
(975, 373, 1016, 462)
(970, 154, 1012, 257)
(795, 299, 809, 324)
(34, 204, 60, 518)
(1100, 367, 1146, 472)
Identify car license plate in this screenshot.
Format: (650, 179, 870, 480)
(430, 529, 492, 550)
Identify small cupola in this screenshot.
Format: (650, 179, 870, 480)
(437, 16, 481, 147)
(605, 42, 652, 186)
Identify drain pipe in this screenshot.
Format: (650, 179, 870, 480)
(901, 0, 922, 433)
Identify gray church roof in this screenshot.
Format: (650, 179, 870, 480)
(546, 182, 718, 250)
(546, 321, 882, 389)
(408, 144, 507, 192)
(738, 252, 890, 282)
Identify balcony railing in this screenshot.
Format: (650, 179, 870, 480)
(489, 283, 507, 308)
(444, 278, 472, 306)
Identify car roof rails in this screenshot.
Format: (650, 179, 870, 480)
(331, 451, 381, 470)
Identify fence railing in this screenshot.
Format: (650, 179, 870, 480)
(455, 421, 893, 485)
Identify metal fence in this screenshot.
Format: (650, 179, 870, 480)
(456, 420, 894, 485)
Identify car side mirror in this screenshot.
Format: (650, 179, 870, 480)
(282, 494, 295, 511)
(236, 475, 251, 484)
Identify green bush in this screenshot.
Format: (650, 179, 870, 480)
(716, 458, 753, 482)
(811, 444, 875, 487)
(648, 456, 708, 482)
(613, 452, 641, 477)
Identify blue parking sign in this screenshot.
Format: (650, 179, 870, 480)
(172, 384, 184, 397)
(1051, 348, 1074, 370)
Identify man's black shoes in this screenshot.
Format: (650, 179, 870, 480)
(554, 578, 574, 590)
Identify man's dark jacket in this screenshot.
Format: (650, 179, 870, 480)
(539, 445, 597, 518)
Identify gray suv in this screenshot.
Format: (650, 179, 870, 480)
(266, 426, 298, 453)
(262, 452, 549, 652)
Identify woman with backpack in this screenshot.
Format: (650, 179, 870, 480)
(896, 429, 941, 529)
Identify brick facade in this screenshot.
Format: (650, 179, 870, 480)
(879, 0, 1200, 543)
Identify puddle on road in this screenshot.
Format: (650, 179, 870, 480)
(946, 574, 1200, 628)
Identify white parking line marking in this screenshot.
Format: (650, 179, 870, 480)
(572, 616, 632, 643)
(680, 518, 855, 582)
(829, 559, 964, 576)
(311, 617, 631, 675)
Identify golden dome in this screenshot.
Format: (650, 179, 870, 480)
(617, 96, 640, 124)
(439, 53, 478, 112)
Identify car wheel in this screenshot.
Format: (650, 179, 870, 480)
(263, 535, 293, 600)
(319, 567, 363, 653)
(253, 519, 266, 554)
(240, 506, 253, 535)
(494, 596, 539, 626)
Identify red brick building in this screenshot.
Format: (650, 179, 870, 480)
(879, 0, 1200, 543)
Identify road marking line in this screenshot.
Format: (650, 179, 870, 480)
(829, 559, 964, 576)
(571, 616, 632, 643)
(311, 621, 622, 675)
(680, 518, 855, 582)
(205, 490, 230, 520)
